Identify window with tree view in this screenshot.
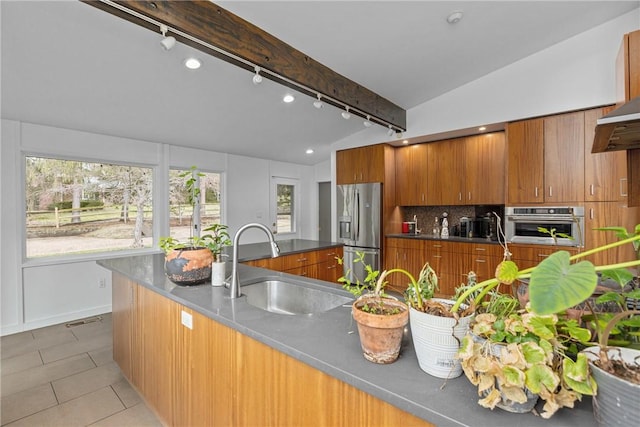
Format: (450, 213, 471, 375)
(169, 168, 223, 242)
(25, 157, 154, 258)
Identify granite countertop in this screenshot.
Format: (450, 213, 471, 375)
(387, 233, 501, 245)
(98, 246, 597, 427)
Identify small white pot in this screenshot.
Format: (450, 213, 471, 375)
(409, 299, 473, 379)
(211, 261, 227, 287)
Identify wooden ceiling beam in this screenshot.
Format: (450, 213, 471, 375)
(81, 0, 407, 131)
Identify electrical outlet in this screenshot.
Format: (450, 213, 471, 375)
(99, 278, 106, 288)
(181, 310, 193, 329)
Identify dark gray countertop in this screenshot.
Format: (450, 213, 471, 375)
(98, 245, 596, 427)
(387, 233, 501, 245)
(224, 238, 343, 262)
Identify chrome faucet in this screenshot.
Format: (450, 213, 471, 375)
(229, 223, 280, 299)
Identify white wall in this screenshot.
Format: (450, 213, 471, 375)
(1, 121, 316, 335)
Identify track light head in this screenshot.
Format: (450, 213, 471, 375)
(159, 24, 176, 50)
(313, 94, 323, 109)
(387, 126, 394, 137)
(341, 106, 351, 120)
(363, 115, 372, 128)
(252, 66, 263, 85)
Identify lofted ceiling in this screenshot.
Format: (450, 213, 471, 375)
(2, 1, 638, 166)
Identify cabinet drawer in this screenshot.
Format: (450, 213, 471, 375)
(280, 251, 320, 270)
(469, 243, 504, 258)
(243, 257, 283, 271)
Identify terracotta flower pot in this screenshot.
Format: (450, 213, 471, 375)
(352, 296, 409, 364)
(165, 247, 213, 286)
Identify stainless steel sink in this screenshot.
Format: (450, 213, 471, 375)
(242, 279, 353, 315)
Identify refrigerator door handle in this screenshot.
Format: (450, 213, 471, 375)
(354, 189, 360, 242)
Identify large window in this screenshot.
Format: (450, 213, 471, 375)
(25, 156, 153, 258)
(169, 168, 223, 241)
(273, 178, 298, 235)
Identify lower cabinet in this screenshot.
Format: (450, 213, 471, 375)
(584, 202, 640, 266)
(243, 246, 343, 284)
(112, 273, 433, 427)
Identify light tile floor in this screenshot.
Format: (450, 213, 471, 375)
(1, 313, 162, 426)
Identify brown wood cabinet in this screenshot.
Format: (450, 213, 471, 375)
(465, 133, 506, 205)
(112, 273, 434, 427)
(583, 202, 640, 266)
(243, 246, 344, 284)
(395, 144, 429, 206)
(584, 106, 628, 202)
(385, 237, 423, 292)
(544, 111, 585, 203)
(336, 144, 387, 184)
(509, 244, 580, 270)
(507, 111, 585, 204)
(506, 118, 544, 204)
(425, 133, 505, 206)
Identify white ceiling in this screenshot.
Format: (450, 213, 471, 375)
(2, 1, 638, 165)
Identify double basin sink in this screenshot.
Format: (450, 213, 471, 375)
(241, 277, 353, 315)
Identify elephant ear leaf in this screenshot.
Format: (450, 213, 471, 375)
(528, 251, 597, 315)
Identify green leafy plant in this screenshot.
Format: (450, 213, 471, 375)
(200, 224, 232, 262)
(537, 226, 573, 246)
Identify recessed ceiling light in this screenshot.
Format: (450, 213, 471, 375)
(478, 126, 487, 132)
(283, 94, 295, 103)
(305, 148, 314, 154)
(402, 140, 409, 145)
(184, 58, 201, 69)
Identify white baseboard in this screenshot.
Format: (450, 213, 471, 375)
(1, 305, 112, 336)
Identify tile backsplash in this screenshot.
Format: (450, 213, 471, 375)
(401, 205, 504, 237)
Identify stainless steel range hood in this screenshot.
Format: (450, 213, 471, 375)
(592, 97, 640, 153)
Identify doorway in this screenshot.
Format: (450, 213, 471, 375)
(318, 182, 331, 241)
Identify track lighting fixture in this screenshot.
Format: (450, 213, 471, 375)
(341, 106, 351, 120)
(159, 24, 176, 51)
(313, 94, 323, 109)
(252, 66, 263, 85)
(363, 115, 372, 128)
(395, 132, 404, 139)
(387, 125, 394, 137)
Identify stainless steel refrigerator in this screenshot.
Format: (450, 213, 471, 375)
(337, 182, 382, 283)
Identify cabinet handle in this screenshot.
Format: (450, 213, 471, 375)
(475, 259, 486, 263)
(468, 192, 472, 201)
(327, 265, 336, 270)
(433, 255, 442, 259)
(433, 244, 442, 248)
(535, 187, 539, 198)
(621, 178, 628, 197)
(548, 186, 553, 197)
(458, 192, 462, 201)
(590, 184, 594, 196)
(301, 271, 308, 276)
(538, 254, 550, 258)
(475, 247, 486, 252)
(422, 194, 425, 202)
(297, 257, 308, 262)
(590, 208, 594, 220)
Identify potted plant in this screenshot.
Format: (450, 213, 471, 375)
(338, 252, 410, 364)
(201, 223, 232, 286)
(453, 224, 640, 419)
(159, 166, 214, 286)
(403, 263, 475, 379)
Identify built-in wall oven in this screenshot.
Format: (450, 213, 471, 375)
(504, 206, 585, 247)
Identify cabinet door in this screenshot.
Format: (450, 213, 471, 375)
(112, 273, 135, 383)
(584, 106, 628, 202)
(465, 133, 505, 205)
(336, 149, 356, 184)
(395, 144, 428, 206)
(360, 145, 386, 183)
(584, 202, 640, 266)
(426, 138, 466, 205)
(544, 111, 585, 202)
(506, 118, 544, 204)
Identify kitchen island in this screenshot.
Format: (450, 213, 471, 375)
(98, 248, 597, 427)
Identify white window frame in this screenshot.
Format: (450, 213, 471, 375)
(270, 177, 299, 238)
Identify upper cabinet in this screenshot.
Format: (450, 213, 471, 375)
(543, 111, 585, 203)
(506, 118, 544, 204)
(426, 137, 466, 205)
(617, 29, 640, 101)
(506, 111, 585, 204)
(336, 144, 388, 184)
(395, 144, 429, 206)
(465, 133, 505, 205)
(584, 106, 628, 202)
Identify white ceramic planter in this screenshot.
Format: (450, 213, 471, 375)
(583, 346, 640, 427)
(211, 261, 227, 287)
(409, 299, 472, 379)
